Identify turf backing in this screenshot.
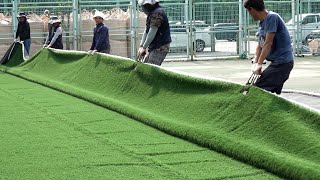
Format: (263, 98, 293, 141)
(0, 42, 25, 67)
(0, 72, 279, 179)
(1, 45, 320, 179)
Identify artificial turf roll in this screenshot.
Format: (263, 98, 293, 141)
(1, 45, 320, 179)
(0, 42, 24, 67)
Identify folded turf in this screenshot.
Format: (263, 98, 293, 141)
(1, 44, 320, 179)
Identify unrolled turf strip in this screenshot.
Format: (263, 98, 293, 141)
(0, 72, 279, 179)
(1, 43, 320, 179)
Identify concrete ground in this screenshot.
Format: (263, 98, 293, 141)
(163, 56, 320, 111)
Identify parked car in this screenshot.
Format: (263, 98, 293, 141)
(306, 29, 320, 41)
(204, 23, 238, 41)
(170, 20, 210, 29)
(170, 25, 212, 52)
(286, 13, 320, 44)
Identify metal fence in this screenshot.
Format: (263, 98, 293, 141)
(1, 0, 320, 60)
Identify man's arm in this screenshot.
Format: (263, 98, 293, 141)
(48, 27, 62, 47)
(142, 26, 158, 48)
(140, 29, 147, 47)
(141, 13, 162, 49)
(90, 33, 95, 51)
(257, 32, 275, 64)
(254, 44, 262, 63)
(15, 24, 20, 39)
(26, 22, 30, 38)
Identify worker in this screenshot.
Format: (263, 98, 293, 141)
(89, 11, 110, 54)
(44, 18, 63, 49)
(15, 12, 31, 58)
(138, 0, 171, 66)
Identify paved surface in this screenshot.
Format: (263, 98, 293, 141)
(281, 92, 320, 112)
(163, 56, 320, 112)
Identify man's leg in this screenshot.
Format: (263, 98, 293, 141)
(144, 44, 170, 66)
(255, 61, 293, 94)
(23, 39, 31, 56)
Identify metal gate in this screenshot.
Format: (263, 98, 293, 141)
(1, 0, 320, 60)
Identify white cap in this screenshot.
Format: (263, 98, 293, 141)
(49, 15, 58, 24)
(51, 19, 61, 24)
(138, 0, 158, 6)
(93, 11, 105, 19)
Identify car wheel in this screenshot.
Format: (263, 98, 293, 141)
(302, 37, 309, 45)
(195, 40, 205, 52)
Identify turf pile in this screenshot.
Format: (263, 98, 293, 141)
(1, 45, 320, 179)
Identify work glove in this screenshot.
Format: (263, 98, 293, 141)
(14, 39, 18, 42)
(252, 63, 263, 75)
(251, 62, 257, 71)
(138, 47, 146, 57)
(43, 44, 48, 48)
(91, 50, 97, 55)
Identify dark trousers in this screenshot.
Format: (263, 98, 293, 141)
(255, 61, 294, 95)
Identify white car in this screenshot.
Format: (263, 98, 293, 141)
(286, 13, 320, 44)
(170, 26, 212, 52)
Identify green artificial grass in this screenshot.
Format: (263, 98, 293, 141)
(0, 72, 279, 179)
(1, 45, 320, 179)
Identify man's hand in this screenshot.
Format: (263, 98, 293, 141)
(14, 39, 18, 43)
(252, 63, 263, 75)
(43, 44, 48, 48)
(138, 47, 146, 56)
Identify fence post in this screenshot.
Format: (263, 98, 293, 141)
(72, 0, 78, 50)
(295, 0, 303, 56)
(189, 0, 194, 61)
(307, 0, 311, 13)
(12, 0, 18, 38)
(291, 0, 296, 55)
(238, 0, 244, 56)
(130, 0, 137, 60)
(184, 0, 190, 60)
(210, 0, 216, 52)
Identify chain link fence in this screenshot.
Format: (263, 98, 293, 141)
(1, 0, 320, 60)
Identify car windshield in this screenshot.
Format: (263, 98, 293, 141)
(286, 14, 316, 25)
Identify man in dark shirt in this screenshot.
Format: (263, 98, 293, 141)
(138, 0, 171, 66)
(89, 11, 110, 54)
(44, 19, 63, 49)
(15, 12, 31, 58)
